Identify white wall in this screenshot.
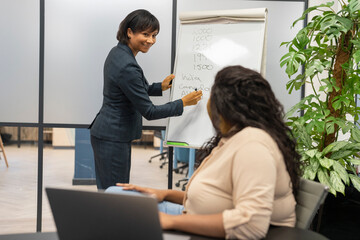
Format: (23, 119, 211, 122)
(0, 0, 39, 123)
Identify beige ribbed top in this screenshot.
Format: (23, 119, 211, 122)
(183, 127, 296, 239)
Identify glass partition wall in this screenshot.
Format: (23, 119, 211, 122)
(0, 0, 40, 234)
(0, 126, 95, 233)
(0, 0, 174, 233)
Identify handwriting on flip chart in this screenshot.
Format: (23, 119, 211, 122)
(168, 18, 266, 148)
(178, 27, 214, 97)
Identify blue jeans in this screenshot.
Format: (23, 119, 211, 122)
(105, 186, 184, 215)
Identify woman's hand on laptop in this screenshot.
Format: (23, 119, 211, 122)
(116, 183, 167, 202)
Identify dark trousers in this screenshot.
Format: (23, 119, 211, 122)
(90, 135, 131, 189)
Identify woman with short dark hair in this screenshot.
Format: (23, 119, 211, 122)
(116, 9, 160, 44)
(90, 9, 202, 190)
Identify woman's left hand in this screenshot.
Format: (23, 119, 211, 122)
(116, 183, 167, 202)
(161, 74, 175, 91)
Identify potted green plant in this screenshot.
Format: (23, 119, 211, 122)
(280, 0, 360, 196)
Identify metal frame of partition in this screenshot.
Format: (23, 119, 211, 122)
(0, 0, 309, 232)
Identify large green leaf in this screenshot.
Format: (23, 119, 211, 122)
(317, 169, 336, 195)
(351, 127, 360, 142)
(335, 16, 353, 32)
(320, 14, 352, 40)
(354, 50, 360, 65)
(322, 141, 349, 155)
(280, 40, 290, 47)
(292, 2, 335, 27)
(331, 150, 353, 160)
(305, 121, 316, 134)
(303, 167, 317, 180)
(347, 162, 359, 175)
(326, 122, 335, 134)
(340, 96, 351, 107)
(351, 39, 360, 49)
(341, 121, 353, 134)
(305, 59, 325, 77)
(332, 98, 343, 111)
(280, 52, 306, 77)
(324, 109, 331, 117)
(330, 171, 345, 194)
(299, 152, 309, 162)
(314, 121, 326, 133)
(292, 31, 310, 51)
(305, 149, 318, 158)
(285, 74, 306, 94)
(349, 0, 360, 14)
(319, 78, 335, 92)
(319, 157, 334, 169)
(332, 160, 350, 185)
(349, 174, 360, 192)
(343, 143, 360, 152)
(291, 122, 314, 148)
(348, 158, 360, 165)
(310, 157, 320, 172)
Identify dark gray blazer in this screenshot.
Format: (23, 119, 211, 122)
(90, 43, 183, 142)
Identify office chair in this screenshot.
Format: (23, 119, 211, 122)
(174, 148, 196, 191)
(148, 130, 168, 168)
(174, 148, 189, 190)
(295, 178, 329, 229)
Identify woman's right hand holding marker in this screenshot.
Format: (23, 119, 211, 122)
(181, 90, 203, 107)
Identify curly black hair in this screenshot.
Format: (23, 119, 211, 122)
(196, 65, 302, 197)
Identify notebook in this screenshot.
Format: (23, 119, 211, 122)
(46, 188, 190, 240)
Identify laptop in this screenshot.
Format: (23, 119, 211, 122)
(46, 188, 190, 240)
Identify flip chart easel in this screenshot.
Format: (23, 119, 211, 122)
(166, 8, 268, 148)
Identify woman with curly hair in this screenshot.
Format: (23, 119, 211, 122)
(113, 65, 301, 239)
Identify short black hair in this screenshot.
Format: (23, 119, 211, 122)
(117, 9, 160, 44)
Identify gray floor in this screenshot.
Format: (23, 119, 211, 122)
(0, 143, 187, 234)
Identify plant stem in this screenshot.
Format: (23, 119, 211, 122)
(323, 30, 353, 151)
(315, 74, 324, 88)
(310, 76, 324, 115)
